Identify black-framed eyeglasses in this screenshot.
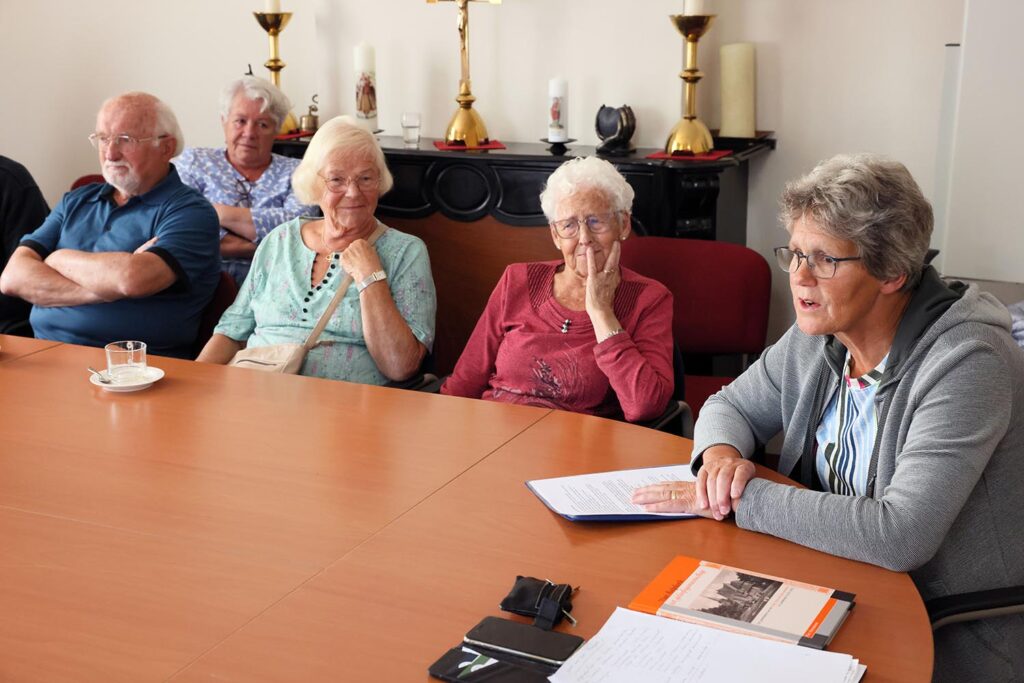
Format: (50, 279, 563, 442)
(319, 172, 379, 193)
(550, 212, 620, 239)
(88, 133, 168, 150)
(773, 246, 862, 280)
(235, 178, 254, 208)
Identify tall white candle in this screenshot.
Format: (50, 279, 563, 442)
(548, 78, 568, 142)
(683, 0, 708, 15)
(353, 43, 378, 130)
(719, 42, 756, 138)
(265, 0, 281, 13)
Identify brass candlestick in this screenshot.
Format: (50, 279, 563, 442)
(665, 14, 716, 155)
(428, 0, 501, 146)
(254, 11, 299, 134)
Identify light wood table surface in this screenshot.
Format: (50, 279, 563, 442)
(0, 340, 933, 682)
(0, 333, 60, 363)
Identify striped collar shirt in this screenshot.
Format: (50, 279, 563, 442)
(815, 352, 888, 496)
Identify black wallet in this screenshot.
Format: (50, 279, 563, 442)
(499, 576, 577, 630)
(428, 646, 551, 683)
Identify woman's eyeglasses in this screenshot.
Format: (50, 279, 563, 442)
(319, 173, 379, 193)
(550, 212, 619, 239)
(235, 178, 254, 208)
(773, 246, 862, 280)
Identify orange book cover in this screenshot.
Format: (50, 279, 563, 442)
(629, 555, 704, 614)
(628, 555, 855, 649)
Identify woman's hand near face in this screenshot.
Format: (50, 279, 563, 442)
(631, 481, 716, 518)
(695, 445, 756, 520)
(339, 239, 384, 283)
(585, 239, 622, 335)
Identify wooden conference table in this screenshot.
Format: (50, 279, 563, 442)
(0, 336, 933, 682)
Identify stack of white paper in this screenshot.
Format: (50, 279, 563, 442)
(526, 464, 697, 521)
(550, 608, 865, 683)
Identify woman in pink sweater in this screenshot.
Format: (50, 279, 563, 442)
(441, 157, 674, 422)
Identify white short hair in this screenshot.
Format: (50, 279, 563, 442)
(219, 76, 292, 129)
(100, 92, 184, 156)
(539, 156, 634, 222)
(291, 116, 394, 205)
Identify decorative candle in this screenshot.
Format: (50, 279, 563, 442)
(354, 43, 378, 130)
(548, 78, 568, 142)
(719, 42, 756, 138)
(683, 0, 708, 15)
(265, 0, 281, 13)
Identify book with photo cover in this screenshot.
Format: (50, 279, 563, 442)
(629, 555, 856, 649)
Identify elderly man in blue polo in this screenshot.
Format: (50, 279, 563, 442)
(0, 92, 220, 358)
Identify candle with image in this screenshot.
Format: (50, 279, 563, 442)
(548, 78, 568, 142)
(354, 43, 378, 131)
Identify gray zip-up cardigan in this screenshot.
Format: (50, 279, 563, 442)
(692, 268, 1024, 681)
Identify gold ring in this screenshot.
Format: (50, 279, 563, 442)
(669, 490, 679, 501)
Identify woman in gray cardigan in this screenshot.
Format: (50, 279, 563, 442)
(633, 154, 1024, 682)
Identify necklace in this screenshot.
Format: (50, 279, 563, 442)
(560, 319, 571, 334)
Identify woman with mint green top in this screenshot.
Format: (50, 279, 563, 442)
(198, 116, 436, 383)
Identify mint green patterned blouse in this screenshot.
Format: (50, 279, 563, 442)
(214, 217, 436, 384)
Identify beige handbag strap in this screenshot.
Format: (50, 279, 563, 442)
(302, 224, 387, 350)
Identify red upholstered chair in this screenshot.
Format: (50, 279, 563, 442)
(619, 236, 772, 431)
(70, 174, 105, 190)
(192, 272, 239, 358)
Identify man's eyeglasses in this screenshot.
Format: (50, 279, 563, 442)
(550, 212, 620, 239)
(319, 173, 379, 193)
(773, 246, 862, 280)
(88, 133, 168, 150)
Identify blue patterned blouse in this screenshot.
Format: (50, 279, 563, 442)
(214, 217, 436, 385)
(175, 148, 317, 283)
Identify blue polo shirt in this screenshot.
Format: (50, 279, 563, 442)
(21, 165, 220, 357)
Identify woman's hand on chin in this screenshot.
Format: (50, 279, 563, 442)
(585, 240, 621, 322)
(340, 239, 383, 283)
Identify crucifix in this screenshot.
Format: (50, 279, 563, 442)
(427, 0, 501, 146)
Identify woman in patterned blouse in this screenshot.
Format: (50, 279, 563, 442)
(176, 76, 316, 284)
(196, 116, 436, 384)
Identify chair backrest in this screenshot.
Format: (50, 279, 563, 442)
(620, 236, 771, 355)
(70, 174, 105, 190)
(619, 236, 771, 419)
(192, 272, 239, 358)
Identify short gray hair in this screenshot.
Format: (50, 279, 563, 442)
(780, 153, 933, 290)
(219, 76, 292, 129)
(291, 116, 394, 205)
(539, 156, 635, 222)
(100, 91, 184, 156)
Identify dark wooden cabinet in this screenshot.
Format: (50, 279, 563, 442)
(274, 134, 774, 243)
(273, 135, 774, 374)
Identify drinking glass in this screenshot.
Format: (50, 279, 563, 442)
(105, 340, 148, 383)
(401, 112, 421, 146)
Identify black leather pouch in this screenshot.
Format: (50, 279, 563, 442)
(499, 576, 576, 630)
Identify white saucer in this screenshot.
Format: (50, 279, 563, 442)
(90, 366, 165, 392)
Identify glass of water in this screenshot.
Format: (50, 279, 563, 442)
(401, 112, 421, 146)
(105, 340, 148, 384)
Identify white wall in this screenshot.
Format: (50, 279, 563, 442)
(941, 0, 1024, 284)
(2, 0, 974, 340)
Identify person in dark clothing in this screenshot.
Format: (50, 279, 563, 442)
(0, 156, 50, 335)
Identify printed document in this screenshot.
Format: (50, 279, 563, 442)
(550, 608, 865, 683)
(527, 465, 697, 520)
